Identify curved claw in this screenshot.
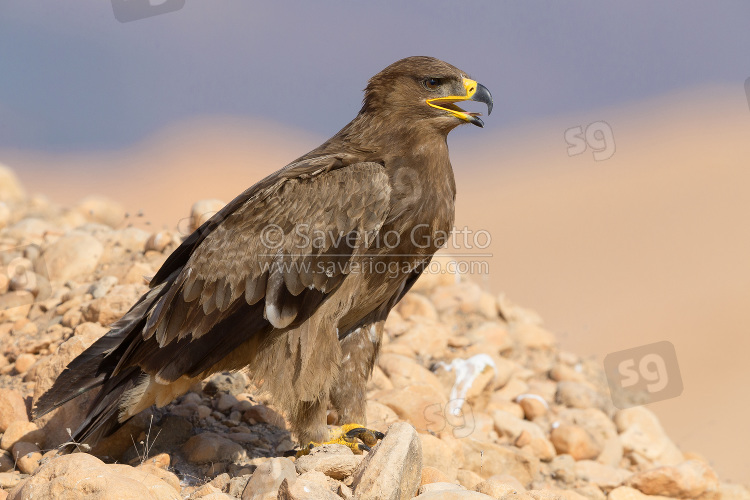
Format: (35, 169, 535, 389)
(294, 442, 318, 458)
(344, 426, 385, 449)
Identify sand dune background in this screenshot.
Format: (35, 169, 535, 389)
(6, 85, 749, 481)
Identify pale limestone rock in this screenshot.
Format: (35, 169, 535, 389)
(614, 407, 684, 466)
(509, 322, 556, 350)
(182, 432, 245, 464)
(135, 463, 181, 493)
(378, 353, 445, 393)
(296, 469, 338, 491)
(519, 396, 548, 420)
(0, 292, 33, 323)
(0, 389, 28, 432)
(371, 384, 447, 434)
(241, 404, 286, 429)
(13, 353, 35, 374)
(555, 408, 622, 467)
(607, 486, 674, 500)
(188, 483, 236, 499)
(395, 292, 438, 320)
(555, 381, 608, 412)
(146, 231, 174, 253)
(351, 422, 422, 500)
(414, 490, 497, 499)
(0, 472, 23, 490)
(466, 322, 513, 353)
(0, 422, 44, 451)
(190, 199, 225, 232)
(550, 454, 576, 484)
(457, 469, 483, 489)
(429, 282, 483, 315)
(719, 483, 750, 500)
(461, 438, 540, 486)
(575, 460, 631, 490)
(550, 425, 602, 461)
(75, 196, 126, 228)
(42, 231, 103, 282)
(82, 284, 141, 326)
(277, 476, 339, 500)
(492, 409, 548, 442)
(475, 474, 528, 497)
(295, 444, 362, 480)
(575, 484, 607, 500)
(241, 457, 296, 500)
(625, 460, 719, 499)
(392, 318, 450, 358)
(529, 490, 591, 500)
(418, 482, 465, 495)
(421, 465, 450, 486)
(8, 453, 180, 500)
(420, 432, 460, 481)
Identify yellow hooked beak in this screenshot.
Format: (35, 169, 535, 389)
(426, 77, 494, 127)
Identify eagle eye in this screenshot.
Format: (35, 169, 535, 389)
(423, 77, 442, 90)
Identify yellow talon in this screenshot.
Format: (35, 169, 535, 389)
(295, 442, 319, 457)
(296, 423, 385, 456)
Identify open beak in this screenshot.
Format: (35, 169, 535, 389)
(426, 77, 493, 127)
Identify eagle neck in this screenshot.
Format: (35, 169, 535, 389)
(319, 113, 458, 225)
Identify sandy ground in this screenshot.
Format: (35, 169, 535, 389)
(6, 84, 749, 482)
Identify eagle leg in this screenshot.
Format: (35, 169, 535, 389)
(289, 394, 330, 446)
(329, 321, 383, 424)
(294, 320, 385, 456)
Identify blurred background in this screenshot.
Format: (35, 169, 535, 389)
(2, 1, 749, 481)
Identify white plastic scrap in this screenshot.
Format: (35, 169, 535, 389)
(438, 354, 497, 416)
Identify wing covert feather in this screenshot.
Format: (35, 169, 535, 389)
(144, 161, 391, 347)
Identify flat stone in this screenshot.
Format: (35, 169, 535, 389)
(295, 444, 362, 480)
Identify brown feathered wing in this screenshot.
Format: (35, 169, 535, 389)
(34, 158, 392, 444)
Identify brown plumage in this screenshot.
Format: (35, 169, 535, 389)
(33, 56, 493, 448)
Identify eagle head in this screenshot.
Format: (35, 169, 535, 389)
(362, 56, 493, 130)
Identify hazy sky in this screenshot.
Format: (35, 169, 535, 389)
(1, 1, 748, 152)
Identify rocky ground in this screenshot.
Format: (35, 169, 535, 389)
(0, 164, 746, 500)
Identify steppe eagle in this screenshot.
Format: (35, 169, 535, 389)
(34, 56, 493, 453)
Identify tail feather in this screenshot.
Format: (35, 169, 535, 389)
(32, 278, 173, 446)
(67, 366, 143, 446)
(33, 333, 122, 419)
